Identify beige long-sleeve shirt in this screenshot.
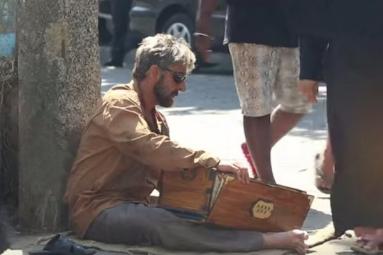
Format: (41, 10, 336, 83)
(64, 82, 219, 237)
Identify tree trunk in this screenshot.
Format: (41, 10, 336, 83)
(17, 0, 100, 231)
(1, 0, 18, 211)
(0, 59, 18, 210)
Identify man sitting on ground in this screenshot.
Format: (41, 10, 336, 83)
(64, 34, 308, 254)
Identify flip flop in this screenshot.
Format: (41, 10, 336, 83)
(29, 234, 96, 255)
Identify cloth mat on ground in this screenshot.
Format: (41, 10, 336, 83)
(50, 229, 335, 255)
(309, 231, 360, 254)
(70, 236, 289, 255)
(30, 224, 340, 255)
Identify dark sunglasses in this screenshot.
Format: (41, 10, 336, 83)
(161, 67, 187, 83)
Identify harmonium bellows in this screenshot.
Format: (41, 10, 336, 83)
(158, 167, 313, 232)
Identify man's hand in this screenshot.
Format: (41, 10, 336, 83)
(216, 161, 250, 184)
(194, 34, 212, 63)
(298, 80, 319, 103)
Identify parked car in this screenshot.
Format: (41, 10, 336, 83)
(99, 0, 227, 52)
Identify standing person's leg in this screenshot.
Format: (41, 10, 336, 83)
(98, 17, 112, 45)
(270, 107, 304, 146)
(327, 38, 383, 236)
(272, 47, 311, 146)
(107, 0, 132, 66)
(230, 45, 310, 183)
(85, 203, 308, 254)
(243, 115, 273, 182)
(229, 43, 276, 183)
(326, 59, 352, 235)
(241, 105, 304, 180)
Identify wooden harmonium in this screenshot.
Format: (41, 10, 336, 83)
(159, 167, 314, 232)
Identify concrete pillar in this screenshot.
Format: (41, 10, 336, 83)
(17, 0, 100, 231)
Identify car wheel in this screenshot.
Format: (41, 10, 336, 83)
(160, 13, 194, 46)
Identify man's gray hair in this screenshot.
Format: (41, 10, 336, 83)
(132, 34, 196, 81)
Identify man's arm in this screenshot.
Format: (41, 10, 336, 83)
(95, 99, 249, 183)
(195, 0, 219, 34)
(96, 101, 216, 170)
(194, 0, 219, 63)
(299, 35, 329, 103)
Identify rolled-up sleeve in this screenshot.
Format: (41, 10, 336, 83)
(93, 98, 220, 171)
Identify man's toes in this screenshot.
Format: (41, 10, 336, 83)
(293, 229, 309, 240)
(295, 244, 307, 255)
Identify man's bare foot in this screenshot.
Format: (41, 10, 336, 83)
(263, 229, 309, 254)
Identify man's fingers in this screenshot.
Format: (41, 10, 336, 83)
(217, 162, 250, 184)
(298, 80, 319, 104)
(233, 168, 242, 182)
(232, 163, 250, 183)
(240, 168, 250, 184)
(237, 168, 250, 184)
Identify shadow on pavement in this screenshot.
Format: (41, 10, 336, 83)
(303, 208, 332, 231)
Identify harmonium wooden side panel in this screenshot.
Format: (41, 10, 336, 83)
(159, 167, 313, 232)
(207, 178, 313, 232)
(158, 167, 216, 215)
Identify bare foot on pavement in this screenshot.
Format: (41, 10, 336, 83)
(263, 229, 309, 254)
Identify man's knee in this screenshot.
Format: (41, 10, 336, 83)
(243, 114, 271, 125)
(86, 204, 168, 245)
